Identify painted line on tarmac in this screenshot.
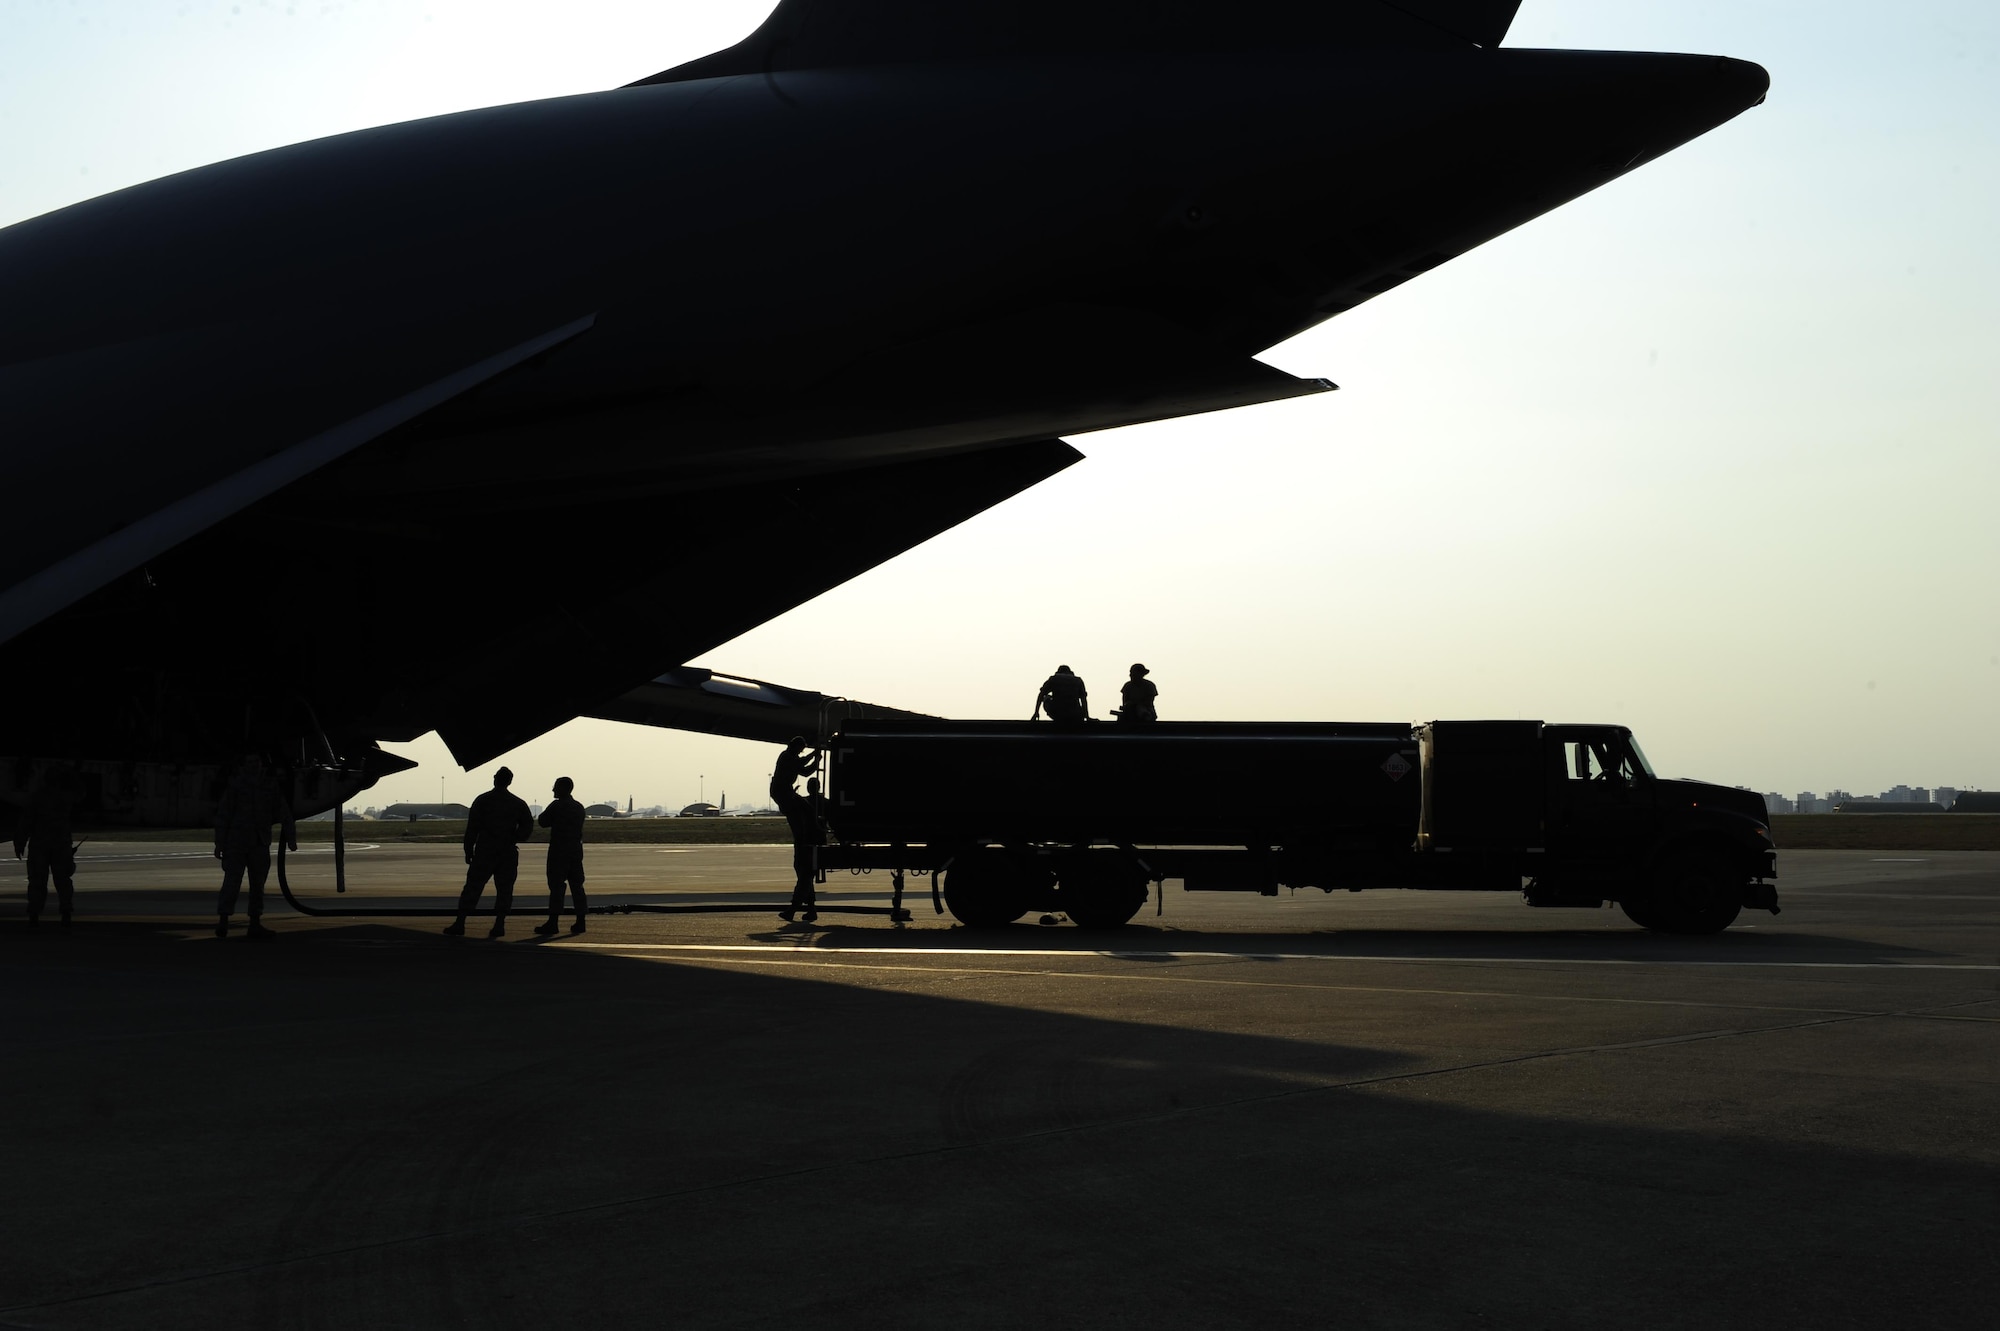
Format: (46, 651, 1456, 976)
(1786, 891, 2000, 900)
(570, 943, 2000, 970)
(76, 845, 380, 862)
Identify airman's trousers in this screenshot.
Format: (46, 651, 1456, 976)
(27, 852, 75, 921)
(458, 846, 519, 918)
(790, 844, 817, 909)
(546, 845, 586, 919)
(217, 843, 271, 919)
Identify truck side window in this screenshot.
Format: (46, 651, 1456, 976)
(1565, 741, 1598, 781)
(1565, 739, 1639, 788)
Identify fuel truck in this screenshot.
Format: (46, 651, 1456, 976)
(817, 720, 1779, 934)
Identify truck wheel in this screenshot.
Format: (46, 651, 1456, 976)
(943, 853, 1032, 929)
(1624, 854, 1743, 935)
(1617, 896, 1668, 931)
(1061, 857, 1150, 930)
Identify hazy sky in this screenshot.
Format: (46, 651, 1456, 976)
(4, 1, 1997, 807)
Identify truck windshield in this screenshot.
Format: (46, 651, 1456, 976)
(1624, 734, 1656, 778)
(1565, 735, 1650, 787)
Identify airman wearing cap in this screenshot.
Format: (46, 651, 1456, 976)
(1116, 663, 1158, 724)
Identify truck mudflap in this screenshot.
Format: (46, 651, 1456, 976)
(1744, 880, 1781, 915)
(1522, 880, 1608, 908)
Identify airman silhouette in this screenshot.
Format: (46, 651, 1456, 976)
(1115, 663, 1159, 723)
(15, 766, 79, 928)
(444, 766, 534, 938)
(773, 735, 820, 787)
(771, 756, 824, 923)
(534, 776, 588, 936)
(1033, 664, 1089, 724)
(212, 754, 295, 939)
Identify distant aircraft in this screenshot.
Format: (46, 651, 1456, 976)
(0, 0, 1767, 826)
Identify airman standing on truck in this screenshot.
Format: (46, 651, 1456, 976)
(1033, 665, 1089, 724)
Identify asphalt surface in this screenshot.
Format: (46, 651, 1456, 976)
(3, 844, 1995, 1328)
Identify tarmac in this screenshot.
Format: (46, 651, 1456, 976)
(2, 844, 1995, 1328)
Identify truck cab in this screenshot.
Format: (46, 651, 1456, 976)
(1416, 720, 1777, 932)
(1545, 724, 1660, 866)
(1539, 724, 1777, 930)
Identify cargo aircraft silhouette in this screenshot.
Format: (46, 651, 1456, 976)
(0, 0, 1767, 825)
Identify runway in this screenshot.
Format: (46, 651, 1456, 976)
(2, 846, 1994, 1328)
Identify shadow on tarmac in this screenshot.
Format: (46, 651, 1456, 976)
(1, 921, 1993, 1328)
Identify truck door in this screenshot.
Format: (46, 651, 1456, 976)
(1546, 727, 1656, 871)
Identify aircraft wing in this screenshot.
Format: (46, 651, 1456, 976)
(588, 667, 937, 746)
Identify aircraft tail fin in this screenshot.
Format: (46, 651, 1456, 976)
(633, 1, 1524, 86)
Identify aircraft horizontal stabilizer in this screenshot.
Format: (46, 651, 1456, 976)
(638, 0, 1523, 84)
(589, 667, 936, 746)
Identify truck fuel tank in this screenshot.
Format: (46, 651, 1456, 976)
(827, 720, 1422, 848)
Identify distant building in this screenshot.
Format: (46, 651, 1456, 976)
(679, 802, 721, 818)
(1952, 791, 2000, 813)
(1762, 793, 1795, 815)
(584, 803, 620, 818)
(378, 802, 471, 821)
(1883, 785, 1928, 804)
(1794, 791, 1828, 815)
(1934, 787, 1958, 810)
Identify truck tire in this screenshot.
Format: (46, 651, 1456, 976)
(1060, 855, 1150, 930)
(1622, 853, 1743, 935)
(943, 853, 1033, 929)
